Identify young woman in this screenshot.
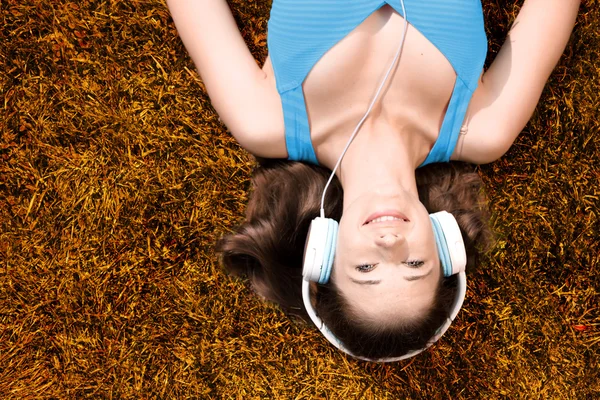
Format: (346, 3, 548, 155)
(167, 0, 580, 360)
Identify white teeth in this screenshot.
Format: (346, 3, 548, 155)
(368, 216, 402, 224)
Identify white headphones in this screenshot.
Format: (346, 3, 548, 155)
(301, 211, 467, 362)
(300, 0, 469, 362)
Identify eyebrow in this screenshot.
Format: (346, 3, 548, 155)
(404, 268, 432, 281)
(350, 278, 381, 285)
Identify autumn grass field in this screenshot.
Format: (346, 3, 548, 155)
(1, 0, 598, 398)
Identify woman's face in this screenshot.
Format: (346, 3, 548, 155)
(332, 188, 441, 325)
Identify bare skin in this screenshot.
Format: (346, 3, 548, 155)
(260, 5, 459, 169)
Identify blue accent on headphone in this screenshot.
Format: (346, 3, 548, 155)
(430, 215, 452, 277)
(319, 219, 338, 284)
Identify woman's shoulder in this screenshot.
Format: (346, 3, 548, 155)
(225, 68, 288, 159)
(452, 0, 581, 165)
(451, 74, 529, 165)
(167, 0, 287, 159)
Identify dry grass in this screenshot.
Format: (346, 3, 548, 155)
(1, 0, 598, 398)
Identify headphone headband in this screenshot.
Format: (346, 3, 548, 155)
(302, 271, 468, 362)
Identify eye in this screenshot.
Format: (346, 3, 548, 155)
(404, 260, 424, 268)
(356, 264, 376, 273)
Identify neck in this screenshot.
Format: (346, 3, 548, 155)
(319, 120, 429, 211)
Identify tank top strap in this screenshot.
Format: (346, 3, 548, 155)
(420, 77, 472, 166)
(281, 86, 318, 164)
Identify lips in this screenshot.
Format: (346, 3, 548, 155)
(363, 210, 410, 225)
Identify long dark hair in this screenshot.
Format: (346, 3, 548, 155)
(217, 160, 492, 359)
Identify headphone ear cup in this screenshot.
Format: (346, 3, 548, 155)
(319, 218, 338, 284)
(302, 217, 339, 284)
(429, 211, 466, 277)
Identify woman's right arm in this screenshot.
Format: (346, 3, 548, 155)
(167, 0, 286, 157)
(457, 0, 580, 164)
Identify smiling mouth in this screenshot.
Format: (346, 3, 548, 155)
(364, 212, 410, 225)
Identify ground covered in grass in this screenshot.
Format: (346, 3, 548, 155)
(1, 0, 598, 398)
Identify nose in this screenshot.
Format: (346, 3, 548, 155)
(374, 233, 407, 261)
(375, 233, 405, 248)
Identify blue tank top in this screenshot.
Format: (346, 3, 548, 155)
(267, 0, 488, 166)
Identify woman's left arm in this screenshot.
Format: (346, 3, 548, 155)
(459, 0, 581, 164)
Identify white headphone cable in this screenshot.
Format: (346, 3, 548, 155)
(319, 0, 409, 217)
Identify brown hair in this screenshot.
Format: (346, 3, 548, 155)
(217, 160, 493, 359)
